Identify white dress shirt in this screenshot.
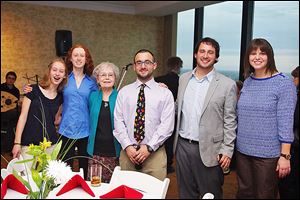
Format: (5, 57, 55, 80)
(113, 78, 175, 151)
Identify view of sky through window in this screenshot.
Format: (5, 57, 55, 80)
(177, 1, 299, 80)
(253, 1, 299, 75)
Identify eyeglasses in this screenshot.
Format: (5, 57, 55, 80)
(98, 73, 114, 78)
(135, 60, 155, 67)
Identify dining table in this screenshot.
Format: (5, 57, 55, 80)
(3, 181, 153, 199)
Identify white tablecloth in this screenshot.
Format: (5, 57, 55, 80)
(3, 182, 152, 199)
(3, 182, 110, 199)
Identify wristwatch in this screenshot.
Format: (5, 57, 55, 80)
(146, 145, 154, 153)
(280, 153, 291, 160)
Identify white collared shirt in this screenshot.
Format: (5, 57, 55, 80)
(113, 78, 175, 151)
(179, 68, 215, 141)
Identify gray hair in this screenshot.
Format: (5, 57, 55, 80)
(93, 61, 120, 81)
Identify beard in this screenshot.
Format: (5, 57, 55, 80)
(136, 72, 152, 82)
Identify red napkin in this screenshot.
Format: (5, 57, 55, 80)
(1, 174, 29, 199)
(100, 185, 143, 199)
(56, 174, 95, 197)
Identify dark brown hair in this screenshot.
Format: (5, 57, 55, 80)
(167, 56, 183, 71)
(134, 49, 155, 63)
(244, 38, 278, 78)
(194, 37, 220, 63)
(6, 71, 17, 79)
(291, 66, 299, 78)
(65, 44, 94, 76)
(39, 57, 68, 92)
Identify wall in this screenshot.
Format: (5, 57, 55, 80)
(1, 2, 169, 91)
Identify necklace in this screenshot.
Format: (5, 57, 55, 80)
(104, 102, 109, 108)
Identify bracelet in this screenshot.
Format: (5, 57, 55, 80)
(14, 143, 21, 145)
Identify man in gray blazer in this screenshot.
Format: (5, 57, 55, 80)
(174, 37, 237, 199)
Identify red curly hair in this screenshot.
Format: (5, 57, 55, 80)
(65, 44, 94, 76)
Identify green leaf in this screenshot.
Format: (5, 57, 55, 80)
(31, 169, 42, 188)
(26, 147, 43, 156)
(15, 158, 35, 164)
(51, 140, 62, 160)
(28, 191, 40, 199)
(12, 169, 32, 192)
(42, 181, 55, 199)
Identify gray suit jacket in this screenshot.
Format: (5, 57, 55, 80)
(174, 70, 237, 167)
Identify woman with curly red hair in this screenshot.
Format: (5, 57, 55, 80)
(57, 44, 98, 179)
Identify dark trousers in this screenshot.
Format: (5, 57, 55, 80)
(278, 146, 299, 199)
(176, 136, 224, 199)
(1, 109, 19, 152)
(59, 135, 89, 180)
(236, 151, 278, 199)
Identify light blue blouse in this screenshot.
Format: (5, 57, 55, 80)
(59, 72, 98, 139)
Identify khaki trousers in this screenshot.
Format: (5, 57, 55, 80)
(119, 145, 167, 181)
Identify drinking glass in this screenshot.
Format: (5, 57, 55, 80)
(89, 163, 102, 187)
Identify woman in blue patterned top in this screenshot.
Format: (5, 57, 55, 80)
(236, 38, 297, 199)
(278, 66, 299, 199)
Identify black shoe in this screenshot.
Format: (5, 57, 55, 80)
(167, 166, 175, 174)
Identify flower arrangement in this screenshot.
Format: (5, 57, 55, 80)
(12, 137, 73, 199)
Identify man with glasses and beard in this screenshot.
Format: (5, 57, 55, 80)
(113, 49, 175, 180)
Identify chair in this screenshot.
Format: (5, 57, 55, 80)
(109, 166, 170, 199)
(1, 156, 83, 178)
(1, 155, 28, 180)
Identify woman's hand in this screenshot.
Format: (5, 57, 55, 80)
(158, 82, 168, 88)
(12, 144, 21, 159)
(276, 157, 291, 178)
(22, 84, 32, 94)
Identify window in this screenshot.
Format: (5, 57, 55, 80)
(176, 9, 195, 74)
(253, 1, 299, 76)
(176, 1, 299, 79)
(203, 1, 243, 81)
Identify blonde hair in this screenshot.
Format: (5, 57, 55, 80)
(39, 57, 68, 92)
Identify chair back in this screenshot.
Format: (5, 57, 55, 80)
(109, 166, 170, 199)
(7, 157, 26, 174)
(1, 155, 28, 180)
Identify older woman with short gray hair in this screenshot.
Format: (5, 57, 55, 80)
(92, 61, 120, 84)
(87, 61, 121, 183)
